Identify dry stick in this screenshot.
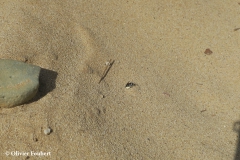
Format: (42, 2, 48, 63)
(234, 28, 240, 31)
(98, 60, 115, 84)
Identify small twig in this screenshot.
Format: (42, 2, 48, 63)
(98, 59, 115, 84)
(234, 28, 240, 31)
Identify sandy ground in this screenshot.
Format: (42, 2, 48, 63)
(1, 0, 240, 159)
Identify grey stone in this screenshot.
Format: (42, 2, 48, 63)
(0, 59, 41, 108)
(43, 127, 52, 135)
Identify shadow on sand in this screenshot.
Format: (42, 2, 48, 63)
(28, 68, 58, 103)
(234, 121, 240, 160)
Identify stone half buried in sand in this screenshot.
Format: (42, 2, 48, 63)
(0, 59, 41, 108)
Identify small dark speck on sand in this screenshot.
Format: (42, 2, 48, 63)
(204, 49, 213, 55)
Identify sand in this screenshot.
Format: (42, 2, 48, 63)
(0, 0, 240, 159)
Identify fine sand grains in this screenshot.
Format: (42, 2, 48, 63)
(0, 1, 240, 160)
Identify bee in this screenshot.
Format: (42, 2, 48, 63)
(125, 82, 136, 89)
